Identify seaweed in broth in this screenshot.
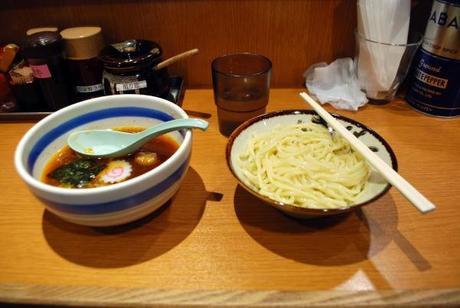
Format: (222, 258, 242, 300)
(42, 127, 179, 188)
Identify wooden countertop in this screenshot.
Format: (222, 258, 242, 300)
(1, 89, 459, 307)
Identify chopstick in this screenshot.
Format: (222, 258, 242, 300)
(299, 92, 436, 214)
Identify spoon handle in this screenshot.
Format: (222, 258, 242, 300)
(154, 49, 199, 71)
(136, 118, 208, 144)
(300, 92, 436, 214)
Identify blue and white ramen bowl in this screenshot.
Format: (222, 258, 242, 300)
(15, 94, 192, 226)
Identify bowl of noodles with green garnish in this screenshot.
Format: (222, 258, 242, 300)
(226, 110, 397, 218)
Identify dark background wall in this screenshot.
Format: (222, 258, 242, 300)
(0, 0, 431, 88)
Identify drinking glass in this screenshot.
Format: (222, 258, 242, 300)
(212, 53, 272, 136)
(355, 31, 422, 103)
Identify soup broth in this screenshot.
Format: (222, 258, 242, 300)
(42, 126, 179, 188)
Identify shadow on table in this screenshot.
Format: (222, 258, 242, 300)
(235, 184, 432, 272)
(235, 185, 404, 266)
(184, 109, 212, 119)
(42, 167, 210, 268)
(369, 99, 421, 118)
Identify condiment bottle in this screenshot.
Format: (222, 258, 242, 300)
(406, 0, 460, 117)
(60, 27, 105, 101)
(21, 31, 72, 111)
(8, 60, 46, 111)
(0, 73, 16, 112)
(0, 44, 19, 112)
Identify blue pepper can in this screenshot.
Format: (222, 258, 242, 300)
(406, 0, 460, 117)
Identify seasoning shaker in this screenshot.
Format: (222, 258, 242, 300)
(21, 31, 72, 111)
(406, 0, 460, 117)
(60, 27, 105, 101)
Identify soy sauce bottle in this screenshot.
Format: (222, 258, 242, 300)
(21, 31, 72, 111)
(60, 27, 105, 102)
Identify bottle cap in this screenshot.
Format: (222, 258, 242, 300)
(26, 27, 58, 36)
(60, 27, 104, 60)
(22, 31, 64, 59)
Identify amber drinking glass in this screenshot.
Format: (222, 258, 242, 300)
(212, 53, 272, 136)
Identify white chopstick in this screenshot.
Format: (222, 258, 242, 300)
(299, 92, 436, 214)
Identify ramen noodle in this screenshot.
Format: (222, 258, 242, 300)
(237, 122, 370, 209)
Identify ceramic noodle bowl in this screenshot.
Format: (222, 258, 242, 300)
(226, 110, 398, 218)
(14, 94, 192, 226)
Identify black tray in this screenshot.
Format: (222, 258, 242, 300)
(0, 77, 185, 121)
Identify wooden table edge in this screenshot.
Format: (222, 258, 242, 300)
(0, 284, 459, 307)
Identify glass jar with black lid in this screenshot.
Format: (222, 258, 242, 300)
(99, 40, 170, 98)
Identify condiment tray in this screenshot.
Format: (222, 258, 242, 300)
(0, 77, 185, 121)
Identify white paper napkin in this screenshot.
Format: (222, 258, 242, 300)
(305, 58, 368, 111)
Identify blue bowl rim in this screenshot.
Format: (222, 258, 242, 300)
(14, 94, 192, 199)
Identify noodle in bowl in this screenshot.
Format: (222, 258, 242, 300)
(226, 110, 397, 218)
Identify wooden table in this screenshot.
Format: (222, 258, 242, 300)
(1, 89, 459, 307)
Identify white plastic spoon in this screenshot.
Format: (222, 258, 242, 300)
(68, 118, 208, 158)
